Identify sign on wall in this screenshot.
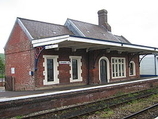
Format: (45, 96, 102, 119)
(59, 61, 70, 64)
(11, 67, 15, 74)
(45, 44, 58, 49)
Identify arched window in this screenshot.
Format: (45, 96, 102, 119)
(129, 61, 135, 76)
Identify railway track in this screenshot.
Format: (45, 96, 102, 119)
(123, 103, 158, 119)
(22, 88, 158, 119)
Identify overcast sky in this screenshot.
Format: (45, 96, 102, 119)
(1, 0, 158, 53)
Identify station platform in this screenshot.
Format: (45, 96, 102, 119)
(0, 77, 157, 102)
(0, 84, 90, 99)
(0, 77, 158, 119)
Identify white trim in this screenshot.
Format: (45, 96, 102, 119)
(123, 44, 156, 51)
(111, 57, 126, 79)
(43, 55, 59, 85)
(69, 56, 82, 82)
(66, 19, 85, 37)
(32, 35, 121, 48)
(129, 61, 136, 76)
(33, 39, 66, 47)
(32, 35, 158, 53)
(32, 35, 69, 44)
(99, 57, 110, 83)
(68, 37, 121, 47)
(32, 35, 69, 47)
(31, 35, 158, 54)
(0, 77, 157, 102)
(17, 18, 33, 40)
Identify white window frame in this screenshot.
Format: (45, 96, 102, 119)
(69, 56, 82, 82)
(43, 55, 59, 85)
(111, 57, 126, 78)
(129, 61, 136, 76)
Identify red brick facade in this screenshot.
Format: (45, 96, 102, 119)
(1, 78, 157, 118)
(89, 50, 140, 83)
(5, 20, 140, 91)
(35, 48, 89, 89)
(5, 23, 35, 90)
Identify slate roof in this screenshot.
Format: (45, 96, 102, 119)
(18, 17, 131, 44)
(19, 18, 74, 39)
(114, 35, 131, 44)
(65, 19, 130, 44)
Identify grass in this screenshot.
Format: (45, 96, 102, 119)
(122, 94, 158, 112)
(85, 92, 158, 119)
(0, 73, 5, 78)
(111, 93, 158, 118)
(122, 100, 147, 113)
(100, 108, 114, 118)
(15, 116, 22, 119)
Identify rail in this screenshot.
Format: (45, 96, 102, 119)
(22, 88, 158, 119)
(123, 103, 158, 119)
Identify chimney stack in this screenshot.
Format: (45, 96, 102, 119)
(98, 9, 111, 32)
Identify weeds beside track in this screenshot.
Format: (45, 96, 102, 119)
(21, 87, 158, 119)
(123, 103, 158, 119)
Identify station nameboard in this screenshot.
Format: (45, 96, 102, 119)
(59, 61, 70, 64)
(45, 44, 58, 49)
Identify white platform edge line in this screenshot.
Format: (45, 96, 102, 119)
(0, 77, 157, 102)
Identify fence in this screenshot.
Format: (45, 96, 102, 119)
(5, 76, 15, 91)
(0, 69, 15, 91)
(0, 78, 5, 87)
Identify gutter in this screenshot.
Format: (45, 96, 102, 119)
(154, 54, 157, 75)
(69, 35, 158, 51)
(31, 34, 158, 53)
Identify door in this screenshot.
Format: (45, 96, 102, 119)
(100, 59, 107, 83)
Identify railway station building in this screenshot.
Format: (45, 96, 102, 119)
(4, 9, 158, 90)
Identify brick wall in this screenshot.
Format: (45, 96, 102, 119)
(5, 22, 35, 91)
(4, 22, 140, 91)
(35, 48, 140, 89)
(88, 50, 140, 84)
(0, 78, 157, 118)
(35, 48, 88, 88)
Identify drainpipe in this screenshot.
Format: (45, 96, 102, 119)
(154, 54, 157, 76)
(87, 51, 90, 85)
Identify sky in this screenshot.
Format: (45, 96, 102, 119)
(0, 0, 158, 53)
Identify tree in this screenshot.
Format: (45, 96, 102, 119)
(0, 57, 4, 68)
(0, 57, 4, 77)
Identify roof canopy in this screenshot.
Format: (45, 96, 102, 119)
(32, 35, 158, 55)
(16, 17, 158, 55)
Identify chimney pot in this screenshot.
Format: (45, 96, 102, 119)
(98, 9, 111, 31)
(98, 9, 108, 23)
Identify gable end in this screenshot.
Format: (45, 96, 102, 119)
(17, 18, 33, 40)
(65, 19, 85, 37)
